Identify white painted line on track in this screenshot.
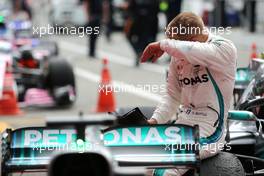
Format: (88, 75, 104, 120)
(59, 40, 167, 74)
(75, 67, 162, 102)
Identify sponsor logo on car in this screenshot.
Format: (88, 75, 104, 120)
(20, 126, 190, 147)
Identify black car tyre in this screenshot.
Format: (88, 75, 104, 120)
(46, 59, 75, 106)
(200, 152, 245, 176)
(49, 153, 112, 176)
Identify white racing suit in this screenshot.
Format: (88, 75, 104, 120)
(152, 33, 237, 176)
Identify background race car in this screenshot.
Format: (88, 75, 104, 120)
(0, 15, 76, 108)
(13, 47, 76, 107)
(0, 40, 76, 108)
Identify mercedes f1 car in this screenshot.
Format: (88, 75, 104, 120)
(2, 102, 264, 176)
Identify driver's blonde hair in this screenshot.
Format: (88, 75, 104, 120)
(166, 12, 205, 41)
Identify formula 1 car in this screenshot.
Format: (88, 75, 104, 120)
(13, 47, 76, 107)
(233, 58, 264, 106)
(5, 107, 264, 176)
(0, 39, 76, 107)
(0, 15, 76, 107)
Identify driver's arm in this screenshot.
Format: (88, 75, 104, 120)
(159, 38, 237, 78)
(151, 58, 181, 124)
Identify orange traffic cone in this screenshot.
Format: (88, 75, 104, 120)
(0, 72, 22, 115)
(96, 58, 115, 113)
(250, 43, 258, 59)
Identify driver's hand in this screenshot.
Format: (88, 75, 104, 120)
(148, 118, 158, 124)
(141, 42, 164, 63)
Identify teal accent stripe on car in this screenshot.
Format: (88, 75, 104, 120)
(199, 68, 225, 145)
(12, 132, 17, 158)
(153, 169, 166, 176)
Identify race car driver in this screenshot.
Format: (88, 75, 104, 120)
(141, 12, 237, 176)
